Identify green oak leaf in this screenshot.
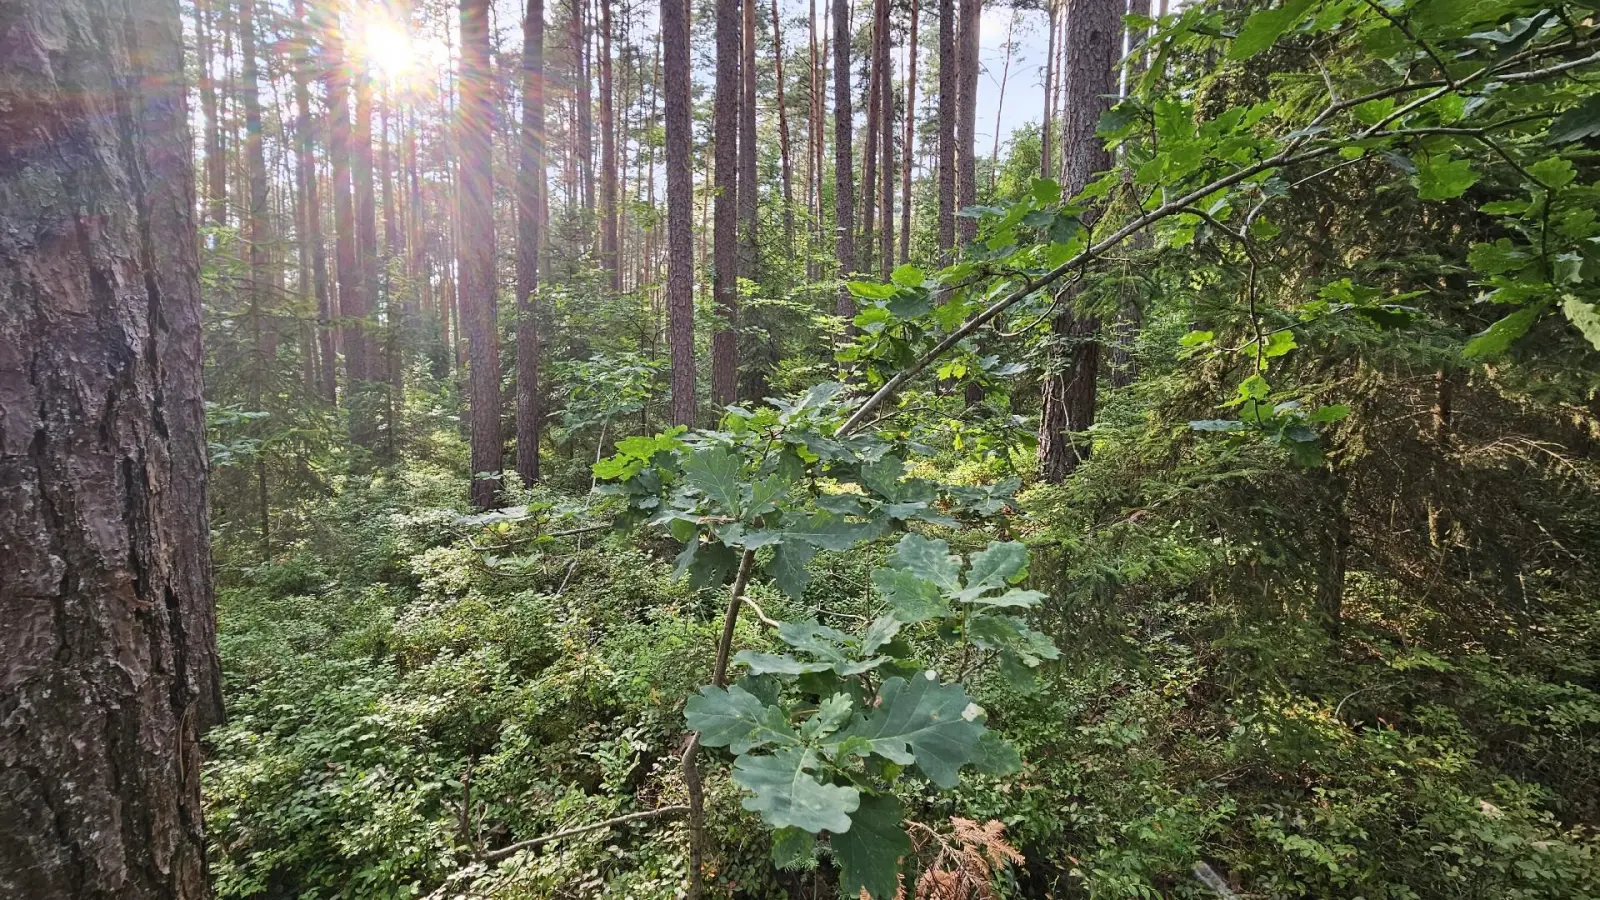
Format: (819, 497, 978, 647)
(681, 446, 745, 514)
(801, 693, 857, 741)
(685, 685, 802, 753)
(1414, 155, 1479, 201)
(956, 541, 1028, 601)
(970, 731, 1024, 775)
(833, 794, 912, 899)
(771, 827, 816, 870)
(731, 748, 860, 832)
(735, 651, 833, 676)
(1463, 303, 1544, 359)
(1562, 296, 1600, 351)
(972, 588, 1047, 609)
(967, 613, 1062, 665)
(890, 534, 962, 593)
(871, 567, 952, 623)
(782, 510, 880, 551)
(1547, 93, 1600, 145)
(769, 540, 819, 599)
(861, 614, 904, 655)
(1228, 0, 1316, 60)
(831, 673, 986, 788)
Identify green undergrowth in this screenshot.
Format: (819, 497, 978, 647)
(205, 441, 1600, 898)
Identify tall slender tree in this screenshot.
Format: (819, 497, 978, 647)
(518, 0, 548, 484)
(772, 0, 797, 255)
(664, 0, 697, 426)
(899, 0, 917, 264)
(1037, 0, 1121, 481)
(292, 0, 335, 404)
(352, 52, 381, 447)
(326, 23, 362, 396)
(712, 0, 742, 405)
(936, 0, 955, 259)
(954, 0, 980, 245)
(573, 0, 596, 212)
(832, 0, 857, 323)
(1041, 0, 1058, 178)
(599, 0, 621, 287)
(741, 0, 760, 286)
(875, 0, 893, 281)
(0, 0, 221, 893)
(460, 0, 503, 508)
(1109, 0, 1152, 389)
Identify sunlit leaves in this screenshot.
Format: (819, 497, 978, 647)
(686, 685, 802, 754)
(1463, 304, 1545, 360)
(1414, 155, 1479, 201)
(1227, 0, 1317, 60)
(831, 674, 986, 788)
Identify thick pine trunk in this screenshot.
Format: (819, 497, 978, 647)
(954, 0, 979, 246)
(1037, 0, 1120, 481)
(936, 0, 955, 259)
(0, 0, 222, 894)
(664, 0, 697, 425)
(518, 0, 548, 485)
(460, 0, 503, 508)
(831, 0, 857, 323)
(712, 0, 741, 406)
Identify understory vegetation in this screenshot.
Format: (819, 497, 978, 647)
(192, 0, 1600, 895)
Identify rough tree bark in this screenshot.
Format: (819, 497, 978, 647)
(954, 0, 980, 245)
(875, 0, 893, 281)
(460, 0, 503, 508)
(712, 0, 741, 405)
(739, 0, 759, 284)
(664, 0, 697, 426)
(573, 0, 595, 213)
(1037, 0, 1120, 482)
(832, 0, 857, 323)
(518, 0, 548, 485)
(0, 0, 223, 894)
(937, 0, 955, 259)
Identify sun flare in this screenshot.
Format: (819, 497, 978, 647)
(362, 19, 415, 81)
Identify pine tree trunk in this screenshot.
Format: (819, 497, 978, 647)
(712, 0, 742, 406)
(460, 0, 503, 508)
(197, 0, 228, 226)
(1037, 0, 1119, 482)
(832, 0, 857, 323)
(351, 56, 380, 447)
(518, 0, 547, 485)
(1108, 0, 1150, 389)
(1040, 0, 1056, 179)
(861, 37, 879, 278)
(574, 0, 596, 213)
(936, 0, 955, 259)
(899, 0, 917, 265)
(772, 0, 797, 256)
(664, 0, 697, 426)
(599, 0, 620, 288)
(876, 0, 893, 282)
(292, 0, 336, 405)
(0, 0, 222, 892)
(741, 0, 760, 287)
(954, 0, 979, 246)
(326, 28, 360, 393)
